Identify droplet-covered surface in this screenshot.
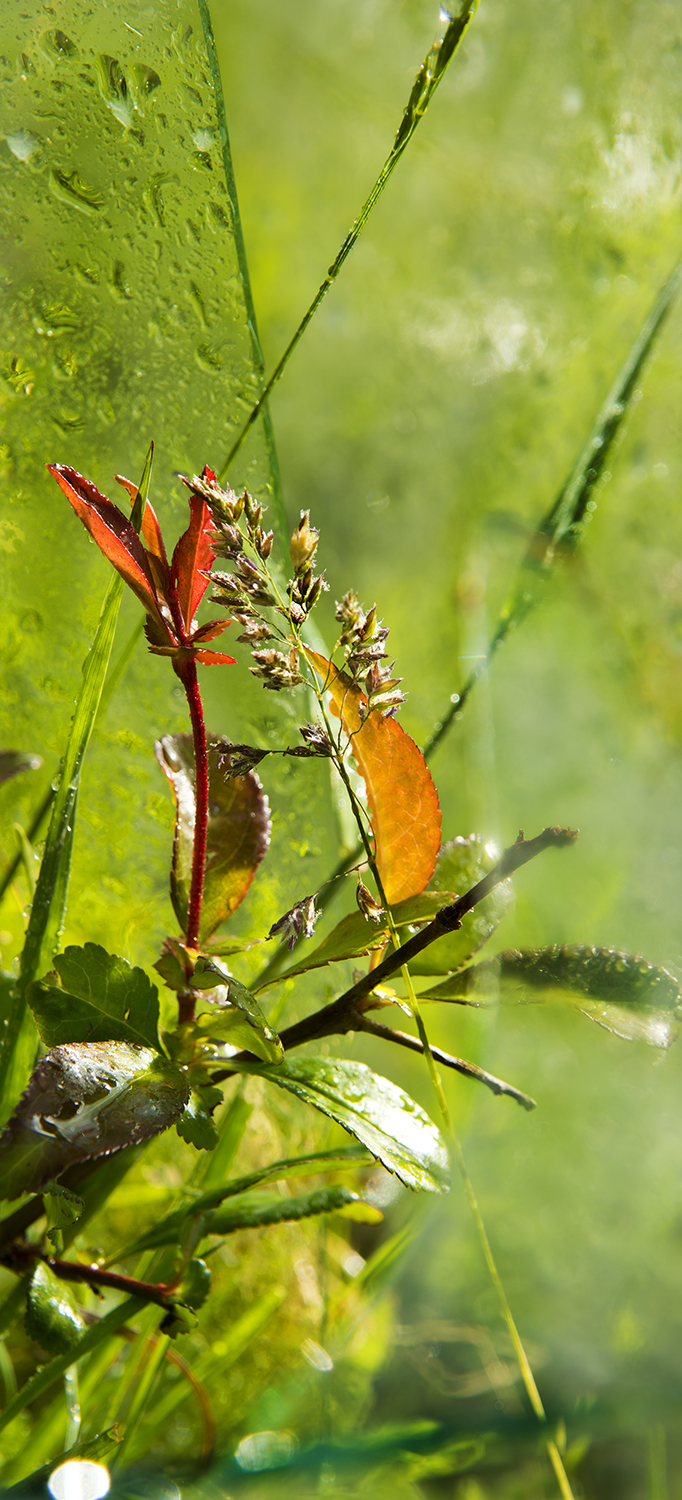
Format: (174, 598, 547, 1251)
(0, 1, 269, 493)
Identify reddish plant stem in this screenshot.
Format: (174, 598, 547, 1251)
(5, 1243, 175, 1309)
(177, 658, 210, 958)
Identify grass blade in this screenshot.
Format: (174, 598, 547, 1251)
(425, 255, 682, 759)
(0, 445, 156, 1119)
(0, 1296, 143, 1438)
(0, 578, 123, 1123)
(217, 0, 480, 483)
(197, 0, 287, 545)
(19, 575, 124, 990)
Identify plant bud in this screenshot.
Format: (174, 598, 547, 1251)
(290, 511, 319, 575)
(356, 877, 385, 923)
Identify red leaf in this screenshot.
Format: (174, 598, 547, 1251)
(190, 618, 233, 644)
(305, 650, 441, 903)
(114, 473, 170, 591)
(171, 494, 218, 633)
(50, 465, 164, 627)
(195, 650, 237, 666)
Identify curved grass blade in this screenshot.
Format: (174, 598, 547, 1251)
(421, 945, 682, 1048)
(425, 256, 682, 759)
(217, 0, 480, 484)
(121, 1144, 371, 1255)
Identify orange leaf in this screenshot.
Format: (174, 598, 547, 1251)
(305, 650, 441, 903)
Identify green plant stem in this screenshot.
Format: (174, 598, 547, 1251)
(216, 0, 480, 484)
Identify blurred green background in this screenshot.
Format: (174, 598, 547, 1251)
(3, 0, 682, 1493)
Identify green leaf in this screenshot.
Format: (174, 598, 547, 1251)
(0, 1041, 189, 1198)
(176, 1085, 222, 1151)
(25, 1262, 85, 1355)
(409, 836, 513, 976)
(193, 960, 282, 1064)
(206, 1183, 360, 1234)
(269, 893, 455, 985)
(0, 750, 42, 786)
(155, 733, 271, 942)
(120, 1144, 371, 1254)
(240, 1058, 449, 1194)
(27, 942, 161, 1051)
(176, 1256, 211, 1310)
(43, 1181, 84, 1253)
(422, 945, 682, 1049)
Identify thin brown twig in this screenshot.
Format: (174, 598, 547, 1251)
(214, 826, 577, 1077)
(356, 1015, 537, 1111)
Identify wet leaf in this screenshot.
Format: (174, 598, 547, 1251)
(0, 749, 43, 786)
(206, 1183, 361, 1234)
(193, 958, 283, 1063)
(27, 942, 160, 1051)
(270, 892, 457, 984)
(155, 733, 271, 941)
(240, 1057, 449, 1193)
(305, 651, 441, 903)
(409, 835, 513, 976)
(25, 1261, 85, 1355)
(422, 945, 682, 1049)
(0, 1041, 189, 1198)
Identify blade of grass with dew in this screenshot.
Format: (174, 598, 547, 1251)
(425, 255, 682, 760)
(0, 448, 154, 1125)
(217, 0, 480, 484)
